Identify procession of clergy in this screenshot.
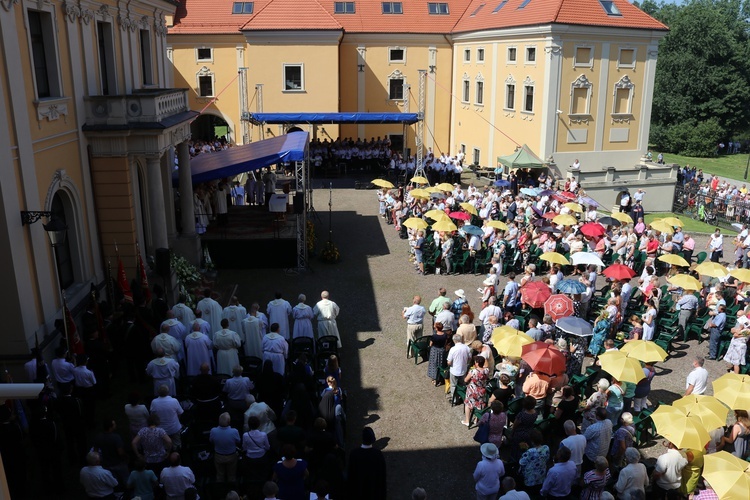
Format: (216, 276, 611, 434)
(148, 289, 342, 396)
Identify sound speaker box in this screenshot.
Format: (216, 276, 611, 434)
(155, 248, 170, 277)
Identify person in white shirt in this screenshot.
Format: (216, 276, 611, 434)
(160, 452, 196, 499)
(560, 420, 587, 478)
(684, 356, 709, 396)
(651, 442, 688, 497)
(498, 477, 531, 500)
(150, 385, 184, 447)
(80, 451, 118, 499)
(707, 228, 724, 263)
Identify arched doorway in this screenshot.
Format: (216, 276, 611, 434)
(287, 126, 303, 133)
(51, 192, 75, 289)
(191, 113, 231, 143)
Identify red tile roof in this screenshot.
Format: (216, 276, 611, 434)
(452, 0, 667, 33)
(170, 0, 666, 35)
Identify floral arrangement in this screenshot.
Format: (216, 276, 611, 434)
(170, 252, 201, 307)
(306, 220, 316, 254)
(320, 238, 340, 263)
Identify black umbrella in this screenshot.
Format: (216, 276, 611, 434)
(539, 226, 561, 233)
(598, 216, 621, 227)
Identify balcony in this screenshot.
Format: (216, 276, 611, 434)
(83, 89, 198, 131)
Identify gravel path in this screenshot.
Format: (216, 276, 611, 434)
(226, 176, 737, 499)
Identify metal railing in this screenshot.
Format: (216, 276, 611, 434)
(672, 184, 748, 228)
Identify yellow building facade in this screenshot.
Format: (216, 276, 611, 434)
(1, 0, 197, 361)
(168, 0, 666, 170)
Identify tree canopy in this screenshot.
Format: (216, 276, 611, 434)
(646, 0, 750, 155)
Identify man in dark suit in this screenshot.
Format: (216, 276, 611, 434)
(346, 427, 386, 499)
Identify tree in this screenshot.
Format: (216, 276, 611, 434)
(649, 0, 750, 154)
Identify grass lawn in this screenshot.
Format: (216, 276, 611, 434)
(644, 212, 737, 235)
(660, 152, 750, 183)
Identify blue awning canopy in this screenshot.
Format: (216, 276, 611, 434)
(184, 132, 308, 184)
(248, 112, 419, 125)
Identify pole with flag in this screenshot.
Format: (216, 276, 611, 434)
(62, 292, 84, 355)
(106, 260, 116, 311)
(115, 240, 133, 303)
(136, 241, 151, 304)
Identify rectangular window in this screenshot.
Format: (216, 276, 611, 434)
(614, 88, 632, 114)
(232, 2, 254, 14)
(571, 87, 589, 115)
(476, 81, 484, 105)
(507, 47, 517, 62)
(389, 48, 405, 63)
(470, 3, 485, 15)
(473, 148, 480, 165)
(382, 1, 403, 13)
(197, 47, 213, 61)
(526, 47, 536, 63)
(139, 30, 153, 85)
(97, 22, 116, 96)
(284, 64, 304, 91)
(506, 84, 515, 109)
(389, 78, 404, 100)
(462, 80, 470, 102)
(334, 1, 355, 13)
(524, 85, 534, 112)
(619, 48, 635, 68)
(428, 2, 449, 14)
(477, 48, 485, 62)
(464, 49, 471, 62)
(460, 144, 466, 154)
(28, 10, 61, 98)
(198, 75, 213, 97)
(518, 0, 532, 8)
(599, 0, 622, 15)
(493, 0, 508, 12)
(575, 47, 592, 67)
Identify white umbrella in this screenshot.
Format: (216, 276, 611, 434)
(570, 252, 605, 267)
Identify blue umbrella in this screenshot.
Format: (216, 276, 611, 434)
(494, 179, 511, 187)
(556, 316, 593, 337)
(461, 225, 484, 236)
(556, 279, 587, 294)
(580, 196, 599, 208)
(520, 188, 538, 197)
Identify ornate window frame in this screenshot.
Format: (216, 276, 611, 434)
(569, 74, 593, 123)
(522, 76, 535, 114)
(196, 66, 215, 98)
(475, 72, 485, 106)
(461, 72, 470, 104)
(388, 46, 406, 64)
(504, 74, 516, 111)
(612, 75, 635, 122)
(196, 46, 214, 63)
(388, 69, 405, 101)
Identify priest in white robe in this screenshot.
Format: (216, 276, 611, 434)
(151, 324, 183, 362)
(241, 313, 263, 359)
(172, 295, 195, 331)
(222, 297, 247, 334)
(145, 348, 180, 396)
(197, 289, 223, 339)
(184, 323, 214, 376)
(161, 312, 187, 345)
(313, 291, 342, 348)
(267, 293, 292, 340)
(193, 313, 212, 337)
(292, 294, 315, 340)
(247, 303, 269, 336)
(214, 319, 242, 376)
(262, 323, 288, 376)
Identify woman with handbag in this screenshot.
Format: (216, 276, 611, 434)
(476, 400, 507, 449)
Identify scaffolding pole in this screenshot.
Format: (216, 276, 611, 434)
(255, 84, 264, 140)
(294, 154, 308, 272)
(414, 69, 427, 179)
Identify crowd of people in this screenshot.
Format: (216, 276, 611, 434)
(387, 174, 750, 499)
(1, 286, 393, 500)
(676, 168, 750, 227)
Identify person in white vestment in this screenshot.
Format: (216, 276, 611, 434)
(172, 295, 195, 331)
(292, 294, 315, 340)
(151, 324, 183, 362)
(243, 395, 277, 434)
(161, 312, 187, 345)
(313, 291, 342, 348)
(262, 323, 288, 376)
(214, 319, 242, 376)
(241, 312, 263, 359)
(267, 293, 292, 340)
(222, 297, 247, 334)
(247, 303, 268, 336)
(194, 190, 208, 234)
(145, 348, 180, 397)
(193, 312, 212, 337)
(184, 323, 214, 376)
(197, 289, 223, 339)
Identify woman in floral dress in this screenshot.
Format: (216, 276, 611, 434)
(581, 379, 609, 432)
(724, 327, 749, 374)
(588, 311, 611, 357)
(462, 356, 489, 426)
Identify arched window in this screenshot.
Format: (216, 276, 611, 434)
(51, 192, 74, 289)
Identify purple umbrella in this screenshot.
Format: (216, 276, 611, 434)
(580, 196, 599, 208)
(531, 206, 544, 218)
(538, 190, 555, 197)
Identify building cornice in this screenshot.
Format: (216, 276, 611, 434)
(451, 23, 667, 43)
(242, 29, 344, 45)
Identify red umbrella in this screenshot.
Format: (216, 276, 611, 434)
(560, 191, 577, 200)
(603, 263, 636, 280)
(544, 294, 575, 321)
(521, 281, 551, 308)
(522, 342, 567, 375)
(580, 222, 606, 237)
(542, 212, 558, 219)
(552, 194, 568, 203)
(449, 211, 471, 221)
